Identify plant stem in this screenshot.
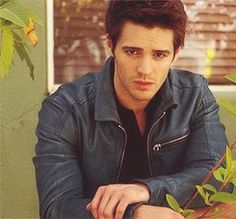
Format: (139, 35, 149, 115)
(184, 138, 236, 209)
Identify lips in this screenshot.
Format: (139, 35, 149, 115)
(133, 80, 154, 90)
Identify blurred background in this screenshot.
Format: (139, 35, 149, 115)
(53, 0, 236, 84)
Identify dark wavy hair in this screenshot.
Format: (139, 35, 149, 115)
(105, 0, 187, 54)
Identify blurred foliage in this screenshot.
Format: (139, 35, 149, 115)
(167, 73, 236, 218)
(166, 147, 236, 218)
(0, 0, 42, 79)
(54, 0, 94, 13)
(219, 73, 236, 117)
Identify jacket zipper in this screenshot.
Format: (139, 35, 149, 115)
(115, 124, 128, 182)
(146, 111, 166, 177)
(152, 132, 190, 151)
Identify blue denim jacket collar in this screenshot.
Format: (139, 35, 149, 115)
(94, 57, 177, 122)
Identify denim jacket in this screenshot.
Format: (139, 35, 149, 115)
(33, 57, 228, 218)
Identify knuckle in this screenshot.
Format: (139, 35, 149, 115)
(98, 208, 103, 216)
(98, 186, 105, 191)
(120, 193, 129, 202)
(105, 184, 113, 192)
(116, 207, 124, 215)
(116, 203, 127, 217)
(103, 209, 112, 218)
(89, 203, 97, 212)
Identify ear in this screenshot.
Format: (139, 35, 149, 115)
(173, 47, 181, 63)
(105, 34, 114, 57)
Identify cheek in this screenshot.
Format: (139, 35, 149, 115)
(117, 59, 135, 77)
(155, 60, 172, 75)
(153, 65, 169, 82)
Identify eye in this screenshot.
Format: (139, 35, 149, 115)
(153, 52, 166, 58)
(125, 49, 139, 56)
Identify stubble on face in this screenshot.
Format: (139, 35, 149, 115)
(111, 22, 177, 110)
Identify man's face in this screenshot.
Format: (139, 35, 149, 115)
(112, 22, 178, 108)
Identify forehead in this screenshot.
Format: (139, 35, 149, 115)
(117, 21, 174, 50)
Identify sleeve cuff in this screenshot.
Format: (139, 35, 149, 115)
(124, 202, 148, 219)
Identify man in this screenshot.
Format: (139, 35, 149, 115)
(33, 0, 230, 218)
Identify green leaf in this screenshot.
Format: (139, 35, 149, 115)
(27, 8, 43, 25)
(166, 194, 180, 211)
(13, 30, 30, 52)
(0, 0, 15, 7)
(227, 161, 236, 185)
(226, 146, 232, 170)
(231, 177, 236, 186)
(196, 185, 214, 206)
(205, 192, 212, 206)
(0, 2, 28, 27)
(225, 73, 236, 84)
(213, 168, 225, 183)
(225, 146, 232, 180)
(182, 209, 195, 217)
(219, 99, 236, 117)
(0, 27, 14, 79)
(202, 184, 217, 194)
(196, 185, 206, 199)
(210, 192, 236, 203)
(14, 38, 34, 80)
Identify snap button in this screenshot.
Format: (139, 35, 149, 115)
(153, 144, 161, 151)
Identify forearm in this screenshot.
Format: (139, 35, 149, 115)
(133, 204, 185, 219)
(134, 160, 230, 208)
(42, 197, 92, 219)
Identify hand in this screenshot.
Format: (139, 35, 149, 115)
(86, 183, 149, 219)
(133, 205, 185, 219)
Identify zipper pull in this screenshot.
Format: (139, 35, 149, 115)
(153, 143, 161, 151)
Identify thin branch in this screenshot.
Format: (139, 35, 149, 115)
(184, 138, 236, 209)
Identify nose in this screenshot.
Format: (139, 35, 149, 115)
(136, 56, 153, 76)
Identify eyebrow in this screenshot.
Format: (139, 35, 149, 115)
(122, 46, 171, 55)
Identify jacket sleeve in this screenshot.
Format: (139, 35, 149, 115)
(33, 94, 135, 219)
(134, 79, 233, 209)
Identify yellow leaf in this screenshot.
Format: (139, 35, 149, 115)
(24, 17, 38, 46)
(204, 66, 212, 78)
(206, 48, 216, 61)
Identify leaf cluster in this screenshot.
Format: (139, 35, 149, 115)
(166, 194, 194, 218)
(196, 147, 236, 206)
(0, 0, 42, 79)
(166, 146, 236, 218)
(166, 73, 236, 218)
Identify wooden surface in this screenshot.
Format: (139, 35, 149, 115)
(190, 203, 236, 219)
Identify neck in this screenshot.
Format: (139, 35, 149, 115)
(114, 76, 150, 112)
(134, 109, 146, 135)
(117, 95, 149, 112)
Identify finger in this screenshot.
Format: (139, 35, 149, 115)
(86, 202, 91, 210)
(89, 186, 105, 218)
(114, 198, 129, 219)
(97, 191, 111, 218)
(102, 195, 121, 219)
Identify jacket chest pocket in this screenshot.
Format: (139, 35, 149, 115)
(150, 131, 190, 176)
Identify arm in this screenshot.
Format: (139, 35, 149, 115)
(134, 79, 233, 208)
(33, 95, 93, 218)
(133, 205, 184, 219)
(33, 92, 143, 219)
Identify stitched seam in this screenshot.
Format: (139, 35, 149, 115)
(202, 96, 213, 158)
(51, 112, 71, 218)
